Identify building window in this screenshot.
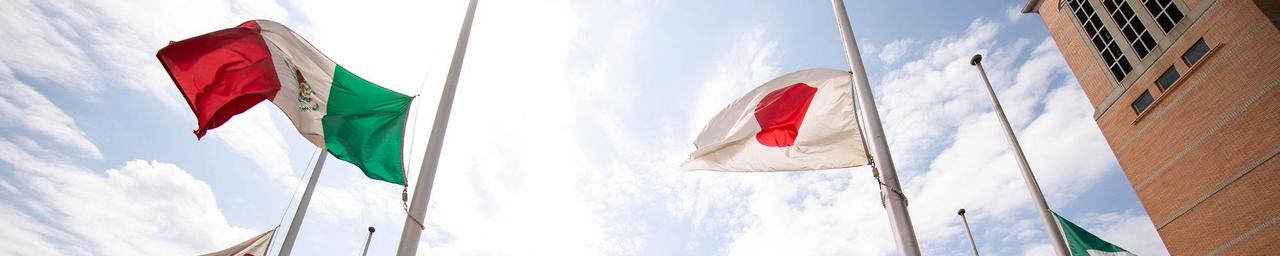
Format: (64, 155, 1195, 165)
(1182, 38, 1209, 66)
(1156, 66, 1180, 91)
(1101, 0, 1158, 58)
(1132, 90, 1155, 114)
(1142, 0, 1185, 32)
(1068, 0, 1133, 81)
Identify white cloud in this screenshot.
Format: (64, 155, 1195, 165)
(861, 40, 879, 60)
(878, 39, 914, 64)
(0, 68, 102, 159)
(282, 0, 461, 95)
(866, 17, 1158, 255)
(1, 0, 300, 191)
(0, 141, 253, 255)
(1006, 5, 1026, 23)
(1074, 211, 1169, 255)
(688, 27, 781, 136)
(0, 0, 289, 107)
(210, 105, 295, 182)
(0, 22, 261, 252)
(877, 18, 1005, 172)
(309, 179, 404, 225)
(0, 204, 66, 256)
(266, 0, 671, 254)
(876, 26, 1059, 251)
(716, 172, 896, 256)
(1023, 243, 1053, 255)
(0, 0, 95, 92)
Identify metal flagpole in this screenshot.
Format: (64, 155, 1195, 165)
(396, 0, 479, 254)
(969, 54, 1070, 255)
(829, 1, 922, 255)
(279, 152, 328, 256)
(361, 226, 375, 256)
(958, 208, 980, 256)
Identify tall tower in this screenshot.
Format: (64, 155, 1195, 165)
(1021, 0, 1280, 254)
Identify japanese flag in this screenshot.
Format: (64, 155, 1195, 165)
(682, 68, 870, 172)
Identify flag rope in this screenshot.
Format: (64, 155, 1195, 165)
(410, 17, 450, 97)
(269, 148, 321, 254)
(392, 6, 452, 230)
(872, 164, 909, 207)
(402, 96, 419, 182)
(276, 148, 322, 227)
(403, 188, 426, 229)
(846, 71, 904, 208)
(848, 71, 875, 165)
(399, 97, 425, 230)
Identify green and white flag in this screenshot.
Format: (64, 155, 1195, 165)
(1054, 211, 1136, 256)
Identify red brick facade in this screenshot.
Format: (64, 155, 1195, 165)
(1026, 0, 1280, 254)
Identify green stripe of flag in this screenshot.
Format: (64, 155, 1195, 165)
(1054, 211, 1135, 256)
(322, 65, 412, 185)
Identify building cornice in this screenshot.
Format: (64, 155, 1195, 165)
(1022, 0, 1043, 13)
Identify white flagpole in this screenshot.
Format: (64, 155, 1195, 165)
(958, 208, 980, 256)
(970, 54, 1071, 255)
(829, 1, 922, 255)
(361, 226, 375, 256)
(279, 152, 327, 256)
(396, 0, 479, 254)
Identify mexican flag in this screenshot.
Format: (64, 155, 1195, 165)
(1054, 211, 1137, 256)
(157, 20, 411, 185)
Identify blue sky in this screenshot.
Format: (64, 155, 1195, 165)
(0, 0, 1170, 255)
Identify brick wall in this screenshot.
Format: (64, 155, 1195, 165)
(1032, 0, 1280, 254)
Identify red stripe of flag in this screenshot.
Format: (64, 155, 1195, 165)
(157, 20, 281, 138)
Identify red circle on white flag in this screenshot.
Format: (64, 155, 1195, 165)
(754, 83, 818, 147)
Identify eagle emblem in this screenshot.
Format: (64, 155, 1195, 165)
(295, 68, 320, 112)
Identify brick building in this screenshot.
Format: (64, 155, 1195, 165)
(1021, 0, 1280, 254)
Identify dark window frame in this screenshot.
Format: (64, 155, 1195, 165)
(1101, 0, 1158, 58)
(1141, 0, 1185, 33)
(1067, 0, 1134, 82)
(1182, 38, 1210, 66)
(1132, 90, 1155, 114)
(1155, 66, 1180, 91)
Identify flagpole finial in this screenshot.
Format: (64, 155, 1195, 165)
(369, 226, 376, 233)
(970, 54, 983, 66)
(958, 208, 966, 216)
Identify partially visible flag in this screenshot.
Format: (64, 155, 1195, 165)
(1054, 211, 1137, 256)
(157, 20, 412, 185)
(201, 228, 275, 256)
(682, 68, 869, 172)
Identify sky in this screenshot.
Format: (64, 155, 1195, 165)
(0, 0, 1172, 255)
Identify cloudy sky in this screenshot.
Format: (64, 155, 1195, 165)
(0, 0, 1170, 255)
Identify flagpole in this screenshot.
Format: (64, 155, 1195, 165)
(361, 226, 375, 256)
(958, 208, 980, 256)
(969, 54, 1071, 255)
(279, 152, 328, 256)
(396, 0, 479, 254)
(829, 1, 922, 255)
